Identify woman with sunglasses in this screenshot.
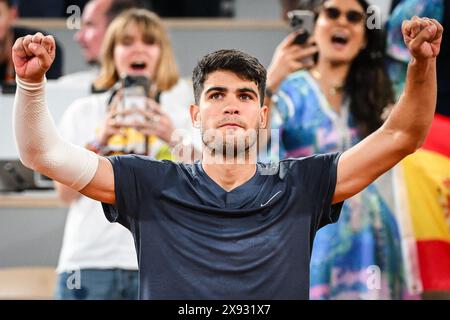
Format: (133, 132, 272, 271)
(268, 0, 405, 299)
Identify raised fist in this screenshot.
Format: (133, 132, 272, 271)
(402, 17, 443, 61)
(12, 32, 56, 83)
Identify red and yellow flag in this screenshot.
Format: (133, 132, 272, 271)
(399, 114, 450, 291)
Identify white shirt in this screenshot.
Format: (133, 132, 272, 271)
(56, 68, 99, 94)
(56, 78, 197, 273)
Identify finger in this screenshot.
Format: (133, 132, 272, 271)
(135, 108, 157, 120)
(146, 99, 162, 114)
(22, 35, 33, 57)
(279, 31, 301, 49)
(306, 35, 316, 45)
(402, 20, 412, 38)
(409, 23, 438, 53)
(291, 46, 319, 60)
(12, 37, 27, 57)
(42, 35, 55, 55)
(27, 43, 52, 70)
(410, 16, 421, 38)
(430, 19, 444, 41)
(109, 90, 123, 112)
(111, 108, 137, 119)
(31, 32, 45, 44)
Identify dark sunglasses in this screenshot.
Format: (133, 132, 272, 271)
(323, 6, 366, 24)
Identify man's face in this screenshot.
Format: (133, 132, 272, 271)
(75, 0, 111, 64)
(190, 70, 268, 157)
(0, 2, 16, 43)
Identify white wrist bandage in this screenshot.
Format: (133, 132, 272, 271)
(13, 76, 99, 191)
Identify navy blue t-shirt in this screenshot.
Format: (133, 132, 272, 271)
(102, 153, 344, 299)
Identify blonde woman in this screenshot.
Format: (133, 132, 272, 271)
(53, 9, 198, 300)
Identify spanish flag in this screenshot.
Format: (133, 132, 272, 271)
(395, 114, 450, 293)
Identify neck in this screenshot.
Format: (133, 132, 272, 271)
(314, 58, 351, 85)
(201, 148, 257, 192)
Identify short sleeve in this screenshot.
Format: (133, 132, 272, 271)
(291, 152, 344, 230)
(101, 155, 167, 230)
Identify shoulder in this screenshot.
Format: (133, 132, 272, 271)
(57, 69, 98, 85)
(64, 91, 110, 115)
(275, 70, 313, 119)
(160, 78, 194, 103)
(108, 154, 177, 170)
(279, 70, 312, 92)
(279, 152, 342, 175)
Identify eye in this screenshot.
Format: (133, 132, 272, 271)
(210, 92, 224, 100)
(120, 36, 134, 46)
(239, 94, 253, 101)
(143, 35, 156, 45)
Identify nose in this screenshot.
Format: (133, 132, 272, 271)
(337, 12, 349, 26)
(222, 103, 240, 115)
(132, 40, 147, 53)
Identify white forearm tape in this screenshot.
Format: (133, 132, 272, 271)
(13, 76, 99, 191)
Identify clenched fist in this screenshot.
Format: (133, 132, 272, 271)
(402, 16, 443, 61)
(12, 32, 56, 83)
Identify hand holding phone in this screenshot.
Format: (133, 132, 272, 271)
(266, 12, 318, 94)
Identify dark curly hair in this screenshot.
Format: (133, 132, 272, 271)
(308, 0, 395, 137)
(192, 49, 267, 106)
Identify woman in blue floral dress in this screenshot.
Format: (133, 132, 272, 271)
(269, 0, 405, 299)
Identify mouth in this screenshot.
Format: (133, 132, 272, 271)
(219, 123, 244, 129)
(130, 61, 147, 71)
(330, 32, 349, 48)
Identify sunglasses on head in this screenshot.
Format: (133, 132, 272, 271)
(323, 6, 366, 24)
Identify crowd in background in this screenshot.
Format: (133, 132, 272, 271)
(0, 0, 449, 300)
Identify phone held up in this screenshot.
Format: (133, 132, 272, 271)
(120, 75, 151, 123)
(119, 75, 152, 155)
(287, 10, 315, 46)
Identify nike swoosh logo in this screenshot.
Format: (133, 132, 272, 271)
(261, 191, 282, 207)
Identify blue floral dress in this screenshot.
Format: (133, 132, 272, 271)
(272, 70, 405, 299)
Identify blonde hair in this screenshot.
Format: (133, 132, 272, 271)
(94, 9, 179, 92)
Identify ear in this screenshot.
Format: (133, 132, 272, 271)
(259, 105, 269, 129)
(189, 104, 201, 128)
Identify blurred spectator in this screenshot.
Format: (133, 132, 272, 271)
(0, 0, 62, 82)
(268, 0, 405, 299)
(53, 9, 199, 300)
(57, 0, 142, 92)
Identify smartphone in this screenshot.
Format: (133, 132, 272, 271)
(122, 75, 150, 111)
(119, 75, 152, 155)
(120, 75, 151, 124)
(287, 10, 315, 46)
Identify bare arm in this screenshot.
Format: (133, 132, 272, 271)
(12, 33, 116, 205)
(54, 182, 80, 204)
(79, 157, 115, 204)
(333, 17, 443, 204)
